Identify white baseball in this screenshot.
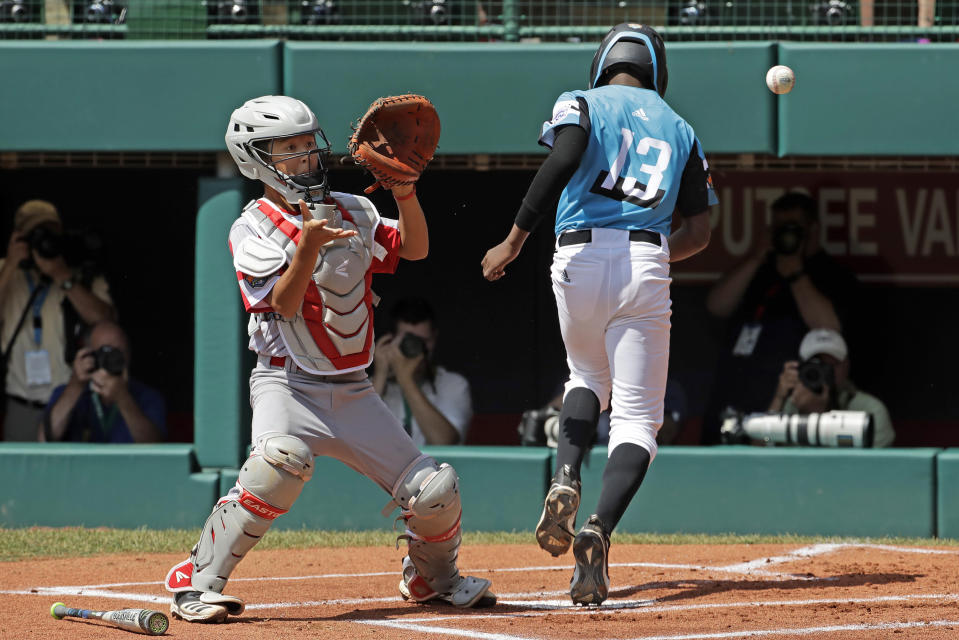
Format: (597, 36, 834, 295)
(765, 65, 795, 95)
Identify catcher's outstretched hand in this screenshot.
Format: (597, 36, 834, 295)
(482, 241, 521, 281)
(348, 94, 440, 194)
(298, 200, 356, 251)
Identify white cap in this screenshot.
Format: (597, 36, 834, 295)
(799, 328, 848, 362)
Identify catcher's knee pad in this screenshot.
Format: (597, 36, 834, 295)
(391, 456, 472, 599)
(171, 435, 313, 595)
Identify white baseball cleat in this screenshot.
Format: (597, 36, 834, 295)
(171, 591, 245, 623)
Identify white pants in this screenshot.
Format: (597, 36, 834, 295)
(551, 228, 672, 461)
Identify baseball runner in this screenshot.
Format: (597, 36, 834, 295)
(164, 95, 493, 623)
(482, 24, 716, 605)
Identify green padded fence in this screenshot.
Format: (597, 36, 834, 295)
(0, 443, 219, 528)
(194, 187, 251, 470)
(285, 41, 775, 155)
(936, 449, 959, 539)
(778, 43, 959, 156)
(0, 444, 950, 535)
(0, 41, 281, 151)
(5, 41, 959, 155)
(574, 446, 941, 538)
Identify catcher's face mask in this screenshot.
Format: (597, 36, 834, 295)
(250, 130, 332, 203)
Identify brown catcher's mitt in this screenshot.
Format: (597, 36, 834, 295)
(348, 94, 441, 194)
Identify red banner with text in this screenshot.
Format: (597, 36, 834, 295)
(672, 171, 959, 285)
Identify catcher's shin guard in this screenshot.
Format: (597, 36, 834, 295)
(165, 434, 313, 618)
(389, 456, 493, 608)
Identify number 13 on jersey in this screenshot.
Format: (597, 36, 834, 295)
(590, 128, 672, 209)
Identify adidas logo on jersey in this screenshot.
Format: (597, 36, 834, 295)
(632, 108, 650, 121)
(561, 269, 571, 283)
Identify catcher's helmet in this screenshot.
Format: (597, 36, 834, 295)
(588, 23, 668, 97)
(225, 95, 331, 204)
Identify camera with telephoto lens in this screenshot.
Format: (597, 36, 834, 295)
(398, 333, 427, 359)
(517, 406, 560, 447)
(90, 345, 126, 376)
(720, 409, 873, 447)
(772, 221, 806, 255)
(798, 356, 835, 394)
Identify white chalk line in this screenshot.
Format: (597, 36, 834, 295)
(721, 542, 955, 573)
(359, 619, 532, 640)
(411, 592, 959, 619)
(7, 542, 955, 639)
(1, 555, 829, 594)
(6, 587, 957, 618)
(621, 619, 959, 640)
(13, 541, 949, 594)
(358, 616, 959, 640)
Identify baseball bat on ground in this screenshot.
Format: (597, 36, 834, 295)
(50, 602, 169, 635)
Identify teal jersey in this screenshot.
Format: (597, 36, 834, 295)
(540, 85, 718, 237)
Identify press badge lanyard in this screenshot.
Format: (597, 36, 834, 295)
(733, 281, 785, 357)
(24, 271, 50, 345)
(401, 396, 413, 436)
(751, 281, 785, 323)
(91, 391, 119, 437)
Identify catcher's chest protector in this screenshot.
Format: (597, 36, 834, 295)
(242, 194, 379, 373)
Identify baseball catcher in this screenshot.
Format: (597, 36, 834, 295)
(163, 95, 491, 623)
(348, 94, 440, 194)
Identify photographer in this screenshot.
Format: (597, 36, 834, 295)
(370, 297, 471, 446)
(701, 192, 859, 443)
(768, 328, 894, 447)
(1, 200, 115, 441)
(41, 320, 166, 443)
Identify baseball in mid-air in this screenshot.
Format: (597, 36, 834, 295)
(765, 65, 795, 95)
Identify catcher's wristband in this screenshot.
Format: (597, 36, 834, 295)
(394, 186, 417, 201)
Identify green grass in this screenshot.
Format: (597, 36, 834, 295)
(2, 527, 958, 562)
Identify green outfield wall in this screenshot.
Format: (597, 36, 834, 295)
(2, 41, 957, 155)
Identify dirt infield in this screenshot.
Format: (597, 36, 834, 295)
(4, 541, 959, 639)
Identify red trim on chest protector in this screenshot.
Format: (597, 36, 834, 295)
(256, 198, 374, 369)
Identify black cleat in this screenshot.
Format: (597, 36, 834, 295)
(535, 464, 582, 557)
(570, 514, 610, 605)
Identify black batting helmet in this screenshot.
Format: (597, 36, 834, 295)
(588, 23, 668, 97)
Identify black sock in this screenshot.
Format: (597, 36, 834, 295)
(554, 387, 601, 475)
(594, 443, 651, 534)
